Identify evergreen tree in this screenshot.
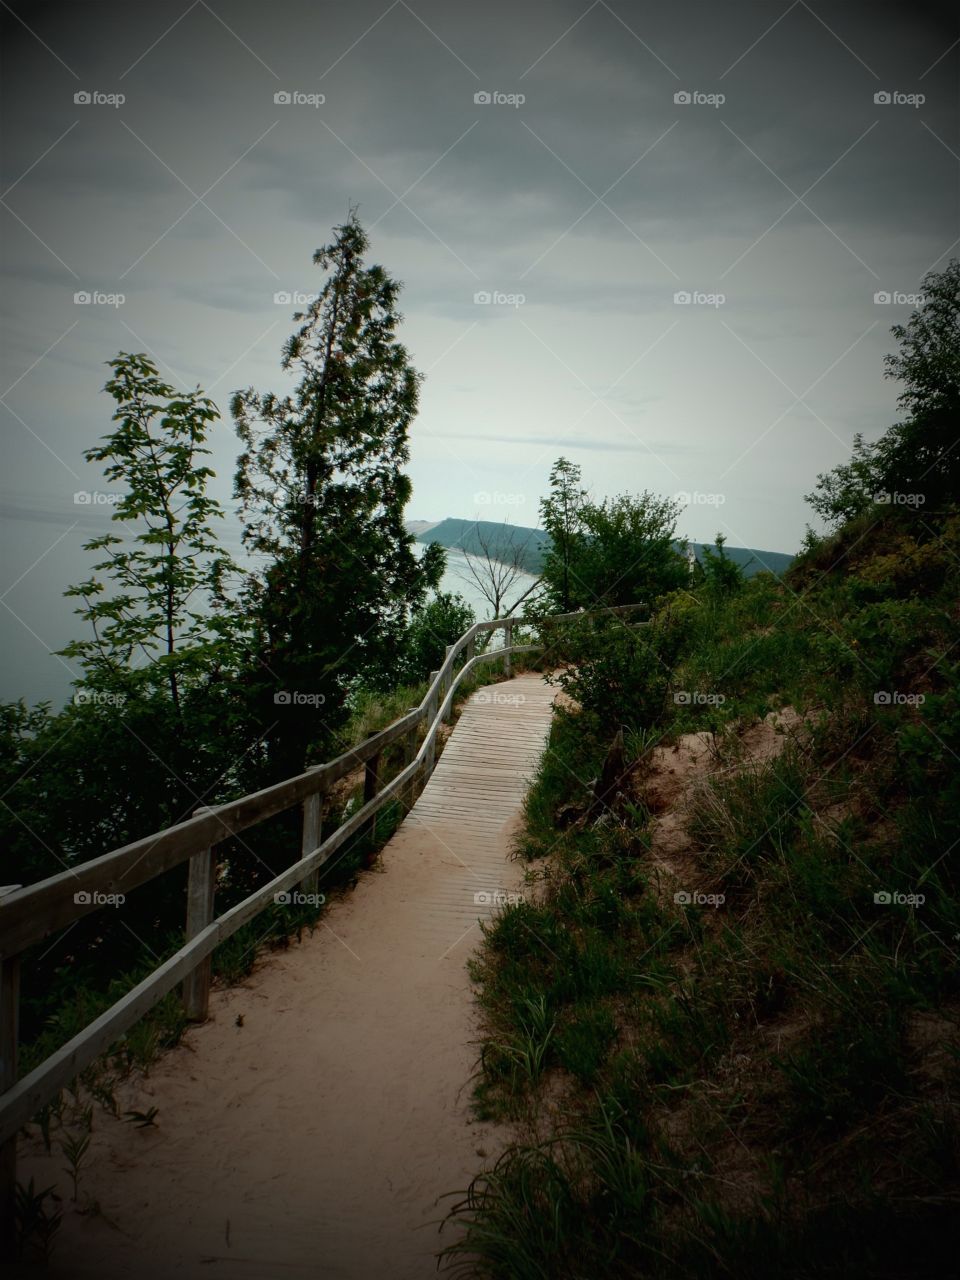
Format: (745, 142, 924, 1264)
(232, 211, 442, 772)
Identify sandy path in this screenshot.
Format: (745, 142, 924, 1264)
(19, 673, 557, 1280)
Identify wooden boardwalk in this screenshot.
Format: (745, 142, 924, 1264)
(392, 671, 558, 953)
(21, 672, 557, 1280)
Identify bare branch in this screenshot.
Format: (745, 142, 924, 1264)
(456, 518, 537, 618)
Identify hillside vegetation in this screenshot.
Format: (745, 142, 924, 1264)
(441, 505, 960, 1277)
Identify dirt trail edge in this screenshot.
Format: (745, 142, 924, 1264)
(20, 673, 557, 1280)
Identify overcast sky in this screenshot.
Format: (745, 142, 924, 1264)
(1, 0, 957, 704)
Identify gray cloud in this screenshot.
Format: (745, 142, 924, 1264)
(1, 0, 957, 705)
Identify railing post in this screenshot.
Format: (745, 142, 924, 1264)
(182, 808, 216, 1023)
(427, 670, 439, 720)
(423, 669, 441, 780)
(503, 619, 513, 678)
(0, 941, 20, 1262)
(465, 631, 475, 663)
(442, 645, 455, 723)
(360, 748, 382, 865)
(402, 714, 419, 810)
(301, 774, 325, 896)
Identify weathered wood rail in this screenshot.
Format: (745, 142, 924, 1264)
(0, 603, 647, 1249)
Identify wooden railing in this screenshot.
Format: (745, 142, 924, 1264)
(0, 602, 648, 1245)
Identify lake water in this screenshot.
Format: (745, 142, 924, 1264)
(417, 543, 541, 623)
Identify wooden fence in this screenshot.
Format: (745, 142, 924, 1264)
(0, 603, 647, 1249)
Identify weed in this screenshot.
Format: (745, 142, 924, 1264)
(14, 1178, 62, 1263)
